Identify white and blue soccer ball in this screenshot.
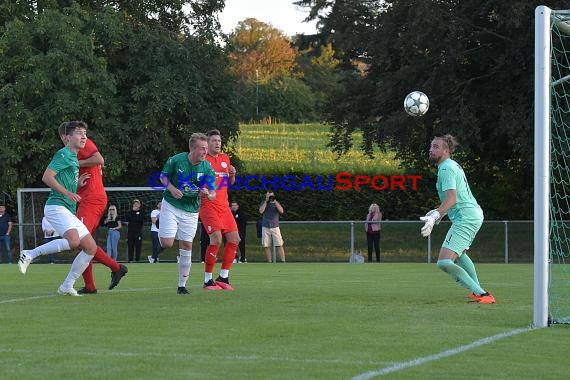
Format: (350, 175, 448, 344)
(404, 91, 429, 117)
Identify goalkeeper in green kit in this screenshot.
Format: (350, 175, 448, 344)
(420, 135, 495, 304)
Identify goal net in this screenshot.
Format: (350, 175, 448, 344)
(535, 6, 570, 326)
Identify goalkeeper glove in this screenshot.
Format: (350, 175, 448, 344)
(419, 209, 441, 237)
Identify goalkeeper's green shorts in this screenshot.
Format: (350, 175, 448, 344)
(441, 207, 483, 256)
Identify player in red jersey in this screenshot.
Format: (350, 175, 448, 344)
(199, 129, 240, 290)
(76, 137, 128, 293)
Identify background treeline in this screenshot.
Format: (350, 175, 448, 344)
(2, 0, 567, 220)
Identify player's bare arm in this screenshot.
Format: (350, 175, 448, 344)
(200, 187, 216, 201)
(78, 152, 104, 167)
(229, 165, 236, 185)
(78, 173, 92, 187)
(274, 200, 284, 214)
(42, 168, 81, 203)
(437, 189, 456, 215)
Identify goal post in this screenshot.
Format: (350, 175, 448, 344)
(534, 5, 570, 327)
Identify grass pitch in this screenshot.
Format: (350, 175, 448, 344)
(1, 263, 568, 379)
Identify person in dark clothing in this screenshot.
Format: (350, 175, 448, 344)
(127, 199, 144, 262)
(230, 201, 247, 263)
(199, 219, 209, 263)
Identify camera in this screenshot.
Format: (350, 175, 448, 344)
(268, 195, 276, 202)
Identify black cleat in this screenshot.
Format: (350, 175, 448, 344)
(109, 264, 128, 290)
(77, 287, 98, 294)
(177, 286, 189, 295)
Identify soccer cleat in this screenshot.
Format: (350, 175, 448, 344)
(215, 276, 234, 291)
(18, 251, 32, 275)
(203, 279, 222, 290)
(77, 287, 98, 295)
(109, 264, 128, 290)
(148, 255, 153, 263)
(477, 293, 496, 304)
(177, 286, 189, 295)
(469, 292, 496, 304)
(57, 286, 82, 297)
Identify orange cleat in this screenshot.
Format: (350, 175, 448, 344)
(469, 292, 496, 304)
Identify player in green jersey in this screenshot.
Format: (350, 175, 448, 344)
(158, 132, 216, 294)
(419, 135, 495, 304)
(18, 121, 121, 296)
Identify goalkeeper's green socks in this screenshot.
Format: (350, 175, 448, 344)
(456, 253, 481, 286)
(437, 259, 486, 295)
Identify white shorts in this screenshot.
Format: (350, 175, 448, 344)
(44, 205, 90, 240)
(158, 199, 199, 242)
(261, 226, 284, 247)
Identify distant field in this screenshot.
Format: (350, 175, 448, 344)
(230, 123, 401, 175)
(1, 263, 567, 379)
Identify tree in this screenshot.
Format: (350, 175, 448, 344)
(296, 0, 570, 219)
(0, 1, 239, 195)
(296, 42, 345, 120)
(227, 18, 299, 83)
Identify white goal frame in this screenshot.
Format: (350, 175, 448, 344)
(534, 5, 570, 328)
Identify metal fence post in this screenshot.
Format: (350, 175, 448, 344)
(350, 221, 355, 256)
(427, 234, 431, 263)
(504, 220, 509, 264)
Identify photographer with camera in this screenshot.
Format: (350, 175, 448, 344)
(259, 190, 286, 263)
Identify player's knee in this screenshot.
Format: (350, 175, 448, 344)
(160, 238, 173, 249)
(66, 237, 81, 250)
(437, 259, 454, 272)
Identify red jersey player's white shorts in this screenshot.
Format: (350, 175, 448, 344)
(158, 199, 199, 242)
(199, 204, 238, 235)
(44, 205, 90, 240)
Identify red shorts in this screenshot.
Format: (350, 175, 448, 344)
(76, 201, 106, 235)
(200, 205, 238, 235)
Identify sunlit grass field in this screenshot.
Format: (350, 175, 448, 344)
(1, 263, 568, 379)
(230, 123, 401, 175)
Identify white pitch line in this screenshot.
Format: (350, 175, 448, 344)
(0, 287, 173, 304)
(351, 326, 536, 380)
(0, 347, 391, 366)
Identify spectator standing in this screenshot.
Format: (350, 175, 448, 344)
(0, 202, 13, 264)
(148, 201, 163, 263)
(104, 205, 122, 260)
(365, 203, 382, 262)
(199, 219, 209, 263)
(259, 191, 286, 263)
(126, 199, 144, 262)
(230, 201, 247, 263)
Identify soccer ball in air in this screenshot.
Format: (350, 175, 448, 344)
(404, 91, 429, 117)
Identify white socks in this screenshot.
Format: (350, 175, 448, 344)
(60, 251, 93, 290)
(28, 239, 71, 260)
(178, 249, 192, 288)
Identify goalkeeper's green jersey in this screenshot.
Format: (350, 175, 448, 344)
(436, 158, 481, 222)
(161, 152, 215, 213)
(45, 146, 80, 213)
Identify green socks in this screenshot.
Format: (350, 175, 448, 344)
(437, 258, 485, 295)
